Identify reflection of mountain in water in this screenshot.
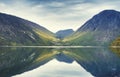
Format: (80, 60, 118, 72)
(111, 48, 120, 56)
(1, 47, 120, 77)
(55, 51, 74, 63)
(63, 48, 120, 77)
(0, 48, 57, 77)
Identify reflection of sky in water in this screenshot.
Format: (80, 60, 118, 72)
(13, 59, 93, 77)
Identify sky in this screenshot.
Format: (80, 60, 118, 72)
(13, 59, 93, 77)
(0, 0, 120, 32)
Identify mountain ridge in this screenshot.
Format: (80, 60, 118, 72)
(56, 29, 74, 39)
(0, 12, 57, 45)
(1, 10, 120, 46)
(63, 10, 120, 46)
(77, 10, 120, 32)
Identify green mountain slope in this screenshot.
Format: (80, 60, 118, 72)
(63, 48, 120, 77)
(0, 13, 58, 46)
(63, 10, 120, 46)
(0, 48, 57, 77)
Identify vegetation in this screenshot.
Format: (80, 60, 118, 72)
(34, 29, 59, 45)
(0, 48, 58, 77)
(110, 48, 120, 56)
(111, 37, 120, 46)
(62, 32, 100, 46)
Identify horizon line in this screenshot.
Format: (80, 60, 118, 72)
(0, 46, 119, 48)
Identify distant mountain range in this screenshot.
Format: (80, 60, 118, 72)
(0, 10, 120, 46)
(63, 10, 120, 46)
(56, 29, 74, 39)
(0, 13, 57, 46)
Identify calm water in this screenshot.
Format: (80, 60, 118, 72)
(0, 47, 120, 77)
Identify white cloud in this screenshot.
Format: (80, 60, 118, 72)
(0, 0, 120, 32)
(46, 2, 65, 7)
(13, 59, 93, 77)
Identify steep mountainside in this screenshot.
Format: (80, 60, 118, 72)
(56, 29, 74, 39)
(63, 10, 120, 46)
(0, 13, 57, 45)
(0, 48, 56, 77)
(64, 48, 120, 77)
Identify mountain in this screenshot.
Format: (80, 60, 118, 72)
(55, 52, 74, 63)
(0, 48, 56, 77)
(1, 47, 120, 77)
(63, 10, 120, 46)
(56, 29, 74, 39)
(64, 48, 120, 77)
(0, 13, 57, 46)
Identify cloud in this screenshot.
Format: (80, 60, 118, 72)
(0, 0, 120, 32)
(13, 59, 93, 77)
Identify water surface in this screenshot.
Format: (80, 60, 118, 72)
(0, 47, 120, 77)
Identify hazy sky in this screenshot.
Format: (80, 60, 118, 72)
(0, 0, 120, 32)
(13, 59, 93, 77)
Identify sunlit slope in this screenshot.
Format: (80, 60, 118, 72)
(63, 10, 120, 46)
(0, 13, 58, 45)
(0, 48, 57, 77)
(34, 29, 58, 44)
(63, 48, 120, 77)
(111, 37, 120, 46)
